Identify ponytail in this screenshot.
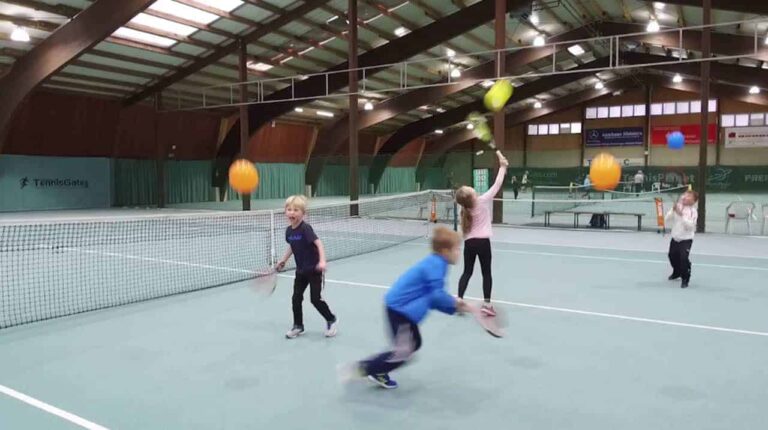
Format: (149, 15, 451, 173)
(455, 186, 475, 236)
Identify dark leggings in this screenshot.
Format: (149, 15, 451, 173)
(458, 238, 492, 301)
(360, 308, 422, 376)
(292, 272, 335, 326)
(668, 239, 693, 282)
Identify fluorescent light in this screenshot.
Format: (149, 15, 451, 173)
(567, 44, 585, 56)
(450, 68, 461, 78)
(364, 101, 374, 111)
(533, 35, 545, 46)
(749, 86, 760, 95)
(534, 101, 542, 109)
(672, 73, 683, 83)
(530, 13, 539, 25)
(436, 107, 446, 113)
(653, 2, 665, 9)
(112, 27, 177, 47)
(247, 61, 273, 72)
(647, 19, 660, 33)
(765, 34, 768, 45)
(194, 0, 243, 12)
(446, 48, 456, 58)
(326, 15, 339, 24)
(294, 107, 304, 113)
(10, 26, 30, 42)
(466, 123, 475, 130)
(130, 13, 197, 36)
(481, 80, 494, 88)
(419, 105, 430, 110)
(394, 27, 408, 37)
(435, 129, 444, 135)
(316, 110, 334, 118)
(149, 0, 219, 25)
(594, 81, 604, 90)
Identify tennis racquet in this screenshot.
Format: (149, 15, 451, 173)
(250, 267, 278, 297)
(468, 305, 507, 338)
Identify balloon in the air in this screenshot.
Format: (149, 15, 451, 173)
(667, 131, 685, 150)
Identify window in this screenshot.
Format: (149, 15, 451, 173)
(585, 107, 597, 119)
(735, 114, 749, 127)
(708, 99, 717, 113)
(621, 105, 634, 117)
(538, 124, 549, 135)
(750, 113, 764, 126)
(571, 122, 582, 133)
(528, 124, 538, 135)
(560, 123, 571, 133)
(634, 104, 646, 117)
(663, 102, 676, 115)
(651, 103, 663, 116)
(690, 100, 702, 113)
(549, 124, 559, 135)
(721, 114, 735, 127)
(676, 102, 689, 114)
(609, 106, 621, 118)
(597, 107, 609, 118)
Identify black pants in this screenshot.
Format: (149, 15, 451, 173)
(292, 272, 335, 326)
(513, 189, 519, 199)
(458, 238, 492, 300)
(360, 308, 422, 376)
(589, 214, 606, 228)
(668, 239, 693, 282)
(634, 183, 643, 194)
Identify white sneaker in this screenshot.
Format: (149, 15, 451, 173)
(285, 325, 304, 339)
(325, 318, 338, 337)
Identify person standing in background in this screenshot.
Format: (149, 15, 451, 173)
(510, 176, 520, 200)
(521, 171, 529, 193)
(634, 170, 645, 195)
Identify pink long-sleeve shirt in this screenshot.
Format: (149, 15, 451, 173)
(464, 166, 506, 240)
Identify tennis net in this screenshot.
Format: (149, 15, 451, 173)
(0, 190, 456, 329)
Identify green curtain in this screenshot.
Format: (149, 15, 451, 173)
(443, 152, 472, 188)
(113, 159, 157, 207)
(167, 160, 216, 204)
(422, 167, 446, 190)
(316, 165, 373, 196)
(378, 167, 417, 194)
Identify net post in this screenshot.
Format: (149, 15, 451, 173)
(531, 186, 535, 218)
(453, 195, 458, 232)
(270, 210, 276, 267)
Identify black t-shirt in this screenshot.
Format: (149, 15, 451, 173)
(285, 222, 319, 274)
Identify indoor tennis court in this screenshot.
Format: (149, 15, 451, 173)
(1, 224, 767, 430)
(3, 0, 768, 429)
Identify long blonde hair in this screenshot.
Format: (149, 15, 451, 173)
(455, 186, 476, 236)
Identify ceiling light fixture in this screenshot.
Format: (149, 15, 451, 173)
(364, 101, 374, 111)
(749, 86, 760, 95)
(672, 73, 683, 83)
(10, 26, 30, 42)
(647, 19, 660, 33)
(533, 35, 545, 47)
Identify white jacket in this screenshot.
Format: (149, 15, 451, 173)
(665, 205, 698, 241)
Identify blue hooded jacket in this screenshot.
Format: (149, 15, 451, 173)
(385, 253, 457, 323)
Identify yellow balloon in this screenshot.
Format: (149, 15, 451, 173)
(589, 153, 621, 191)
(483, 79, 514, 112)
(228, 159, 260, 194)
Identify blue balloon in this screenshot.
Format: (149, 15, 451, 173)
(667, 131, 685, 150)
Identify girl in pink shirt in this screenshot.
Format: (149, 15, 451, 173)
(454, 151, 508, 315)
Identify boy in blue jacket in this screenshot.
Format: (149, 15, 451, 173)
(339, 226, 472, 389)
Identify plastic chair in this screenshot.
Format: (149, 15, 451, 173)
(762, 204, 768, 236)
(725, 201, 756, 235)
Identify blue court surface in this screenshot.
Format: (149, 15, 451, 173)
(1, 227, 767, 430)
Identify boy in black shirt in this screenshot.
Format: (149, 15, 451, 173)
(276, 195, 338, 339)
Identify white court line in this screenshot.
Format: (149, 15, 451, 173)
(278, 275, 768, 338)
(0, 384, 109, 430)
(487, 238, 768, 260)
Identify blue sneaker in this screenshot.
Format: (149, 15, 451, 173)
(367, 374, 398, 389)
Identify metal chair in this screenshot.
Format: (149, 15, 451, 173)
(725, 201, 756, 235)
(762, 204, 768, 236)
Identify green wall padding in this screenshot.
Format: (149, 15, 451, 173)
(443, 152, 472, 188)
(315, 165, 372, 197)
(422, 167, 446, 189)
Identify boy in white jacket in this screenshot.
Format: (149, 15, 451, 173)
(665, 190, 699, 289)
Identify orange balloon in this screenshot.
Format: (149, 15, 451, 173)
(589, 153, 621, 191)
(228, 159, 259, 194)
